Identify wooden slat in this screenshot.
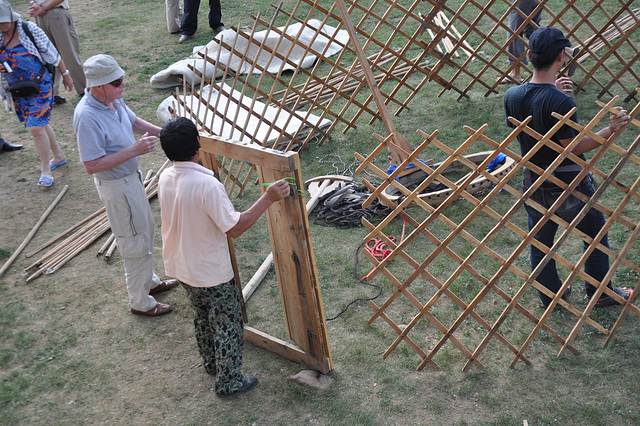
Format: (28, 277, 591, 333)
(245, 326, 330, 373)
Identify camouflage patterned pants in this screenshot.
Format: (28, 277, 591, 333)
(181, 279, 245, 395)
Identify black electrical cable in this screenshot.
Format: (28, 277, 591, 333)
(325, 240, 382, 321)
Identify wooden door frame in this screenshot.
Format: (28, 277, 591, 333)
(199, 134, 333, 374)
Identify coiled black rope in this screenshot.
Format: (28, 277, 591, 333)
(311, 181, 391, 228)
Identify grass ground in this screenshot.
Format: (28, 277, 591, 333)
(1, 0, 640, 424)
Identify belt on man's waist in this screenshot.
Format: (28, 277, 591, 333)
(94, 169, 143, 187)
(523, 164, 583, 187)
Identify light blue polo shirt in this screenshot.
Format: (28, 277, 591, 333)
(73, 90, 139, 180)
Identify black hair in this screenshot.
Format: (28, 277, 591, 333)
(159, 117, 200, 162)
(529, 49, 562, 72)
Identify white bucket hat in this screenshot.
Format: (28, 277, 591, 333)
(0, 1, 20, 23)
(83, 54, 125, 88)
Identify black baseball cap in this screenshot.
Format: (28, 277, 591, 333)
(529, 27, 571, 62)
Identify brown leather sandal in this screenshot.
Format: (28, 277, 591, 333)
(131, 302, 172, 316)
(150, 279, 179, 295)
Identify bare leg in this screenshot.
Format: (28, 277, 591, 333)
(28, 124, 65, 180)
(44, 124, 66, 164)
(508, 64, 522, 81)
(29, 125, 53, 179)
(497, 64, 522, 84)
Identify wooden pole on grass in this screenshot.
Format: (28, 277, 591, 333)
(335, 0, 413, 167)
(0, 185, 68, 278)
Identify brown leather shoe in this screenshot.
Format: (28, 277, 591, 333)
(150, 279, 179, 295)
(131, 302, 172, 316)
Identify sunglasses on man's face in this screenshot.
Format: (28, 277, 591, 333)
(109, 77, 124, 87)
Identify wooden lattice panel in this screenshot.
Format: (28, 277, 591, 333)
(170, 0, 436, 134)
(166, 0, 437, 193)
(167, 0, 639, 196)
(167, 0, 640, 142)
(422, 0, 640, 101)
(355, 92, 640, 370)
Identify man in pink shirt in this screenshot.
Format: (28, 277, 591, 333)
(158, 117, 290, 396)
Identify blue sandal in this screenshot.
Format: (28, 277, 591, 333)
(38, 176, 54, 187)
(49, 159, 67, 171)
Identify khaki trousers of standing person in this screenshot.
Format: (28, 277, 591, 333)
(166, 0, 184, 34)
(94, 170, 162, 312)
(36, 7, 86, 96)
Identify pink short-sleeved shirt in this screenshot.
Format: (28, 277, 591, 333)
(159, 162, 241, 287)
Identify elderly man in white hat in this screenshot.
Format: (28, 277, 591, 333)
(73, 54, 178, 316)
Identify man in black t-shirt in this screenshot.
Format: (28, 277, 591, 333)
(504, 27, 632, 308)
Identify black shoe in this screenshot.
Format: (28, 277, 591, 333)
(203, 362, 216, 376)
(237, 375, 258, 392)
(540, 285, 572, 309)
(1, 142, 23, 152)
(588, 286, 632, 308)
(53, 96, 67, 105)
(213, 25, 225, 36)
(217, 376, 258, 396)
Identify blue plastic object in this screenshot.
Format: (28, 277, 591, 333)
(387, 159, 430, 182)
(486, 152, 507, 172)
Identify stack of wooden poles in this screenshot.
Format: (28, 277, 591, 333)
(422, 11, 473, 60)
(578, 8, 640, 63)
(23, 160, 170, 282)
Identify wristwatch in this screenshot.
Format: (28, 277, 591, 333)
(62, 70, 70, 76)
